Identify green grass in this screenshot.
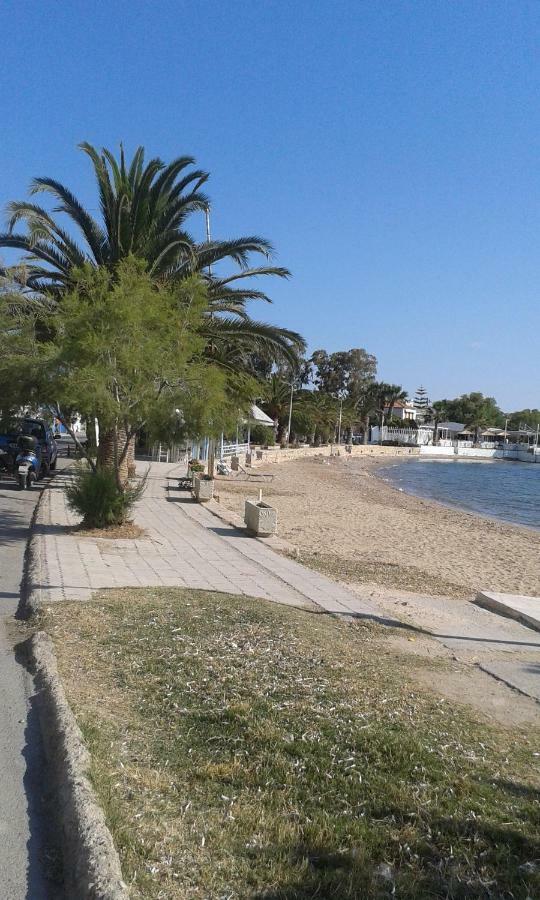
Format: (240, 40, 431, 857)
(46, 589, 540, 899)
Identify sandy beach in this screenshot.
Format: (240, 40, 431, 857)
(215, 454, 540, 600)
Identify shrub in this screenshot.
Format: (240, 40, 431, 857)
(65, 465, 147, 528)
(249, 424, 274, 445)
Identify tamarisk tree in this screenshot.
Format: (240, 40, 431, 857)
(0, 257, 248, 492)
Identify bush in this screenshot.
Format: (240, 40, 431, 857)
(65, 465, 147, 528)
(249, 424, 274, 445)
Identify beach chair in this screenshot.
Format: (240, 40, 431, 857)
(231, 462, 275, 482)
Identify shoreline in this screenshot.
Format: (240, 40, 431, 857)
(374, 456, 540, 533)
(215, 454, 540, 600)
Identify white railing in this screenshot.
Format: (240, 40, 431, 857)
(151, 443, 187, 463)
(220, 441, 250, 458)
(374, 427, 432, 446)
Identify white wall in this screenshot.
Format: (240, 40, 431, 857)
(421, 446, 539, 463)
(420, 445, 455, 457)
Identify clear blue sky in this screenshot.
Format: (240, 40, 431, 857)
(1, 0, 539, 410)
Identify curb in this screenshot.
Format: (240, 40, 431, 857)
(31, 632, 129, 899)
(20, 481, 48, 619)
(22, 477, 130, 898)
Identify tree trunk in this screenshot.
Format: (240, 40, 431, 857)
(362, 414, 369, 444)
(97, 426, 129, 487)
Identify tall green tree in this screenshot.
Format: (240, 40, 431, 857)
(261, 376, 293, 443)
(433, 392, 504, 442)
(310, 348, 377, 397)
(505, 409, 540, 431)
(372, 382, 408, 433)
(0, 259, 241, 490)
(0, 142, 305, 369)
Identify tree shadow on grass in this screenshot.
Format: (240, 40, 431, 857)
(251, 810, 540, 899)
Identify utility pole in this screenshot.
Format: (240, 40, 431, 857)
(337, 396, 343, 445)
(204, 204, 215, 475)
(286, 379, 294, 447)
(204, 205, 212, 276)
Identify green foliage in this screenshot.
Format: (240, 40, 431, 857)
(249, 423, 274, 445)
(310, 348, 377, 398)
(46, 259, 211, 429)
(0, 142, 305, 372)
(506, 408, 540, 431)
(368, 382, 408, 427)
(433, 393, 504, 428)
(294, 390, 339, 442)
(260, 375, 291, 433)
(65, 465, 146, 528)
(0, 258, 254, 492)
(385, 415, 417, 429)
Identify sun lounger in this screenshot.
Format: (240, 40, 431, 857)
(231, 463, 274, 482)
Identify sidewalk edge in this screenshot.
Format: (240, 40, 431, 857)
(30, 631, 129, 899)
(21, 479, 129, 898)
(21, 481, 48, 619)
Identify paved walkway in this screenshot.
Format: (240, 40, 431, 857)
(34, 464, 381, 618)
(33, 463, 540, 703)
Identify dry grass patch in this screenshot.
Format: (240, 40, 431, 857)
(290, 549, 470, 599)
(45, 589, 539, 899)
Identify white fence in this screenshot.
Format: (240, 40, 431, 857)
(220, 441, 250, 458)
(151, 443, 187, 463)
(370, 426, 432, 446)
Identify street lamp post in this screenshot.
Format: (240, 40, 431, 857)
(337, 395, 343, 446)
(286, 380, 294, 447)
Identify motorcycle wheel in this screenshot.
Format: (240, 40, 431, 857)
(18, 474, 26, 490)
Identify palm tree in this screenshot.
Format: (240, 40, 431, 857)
(261, 376, 293, 444)
(1, 143, 305, 468)
(1, 143, 304, 361)
(371, 382, 408, 442)
(297, 391, 338, 445)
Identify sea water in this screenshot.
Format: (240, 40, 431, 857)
(378, 458, 540, 530)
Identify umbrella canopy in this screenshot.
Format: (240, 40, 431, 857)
(249, 405, 274, 426)
(437, 422, 465, 432)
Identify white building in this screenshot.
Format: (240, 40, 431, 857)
(383, 400, 417, 421)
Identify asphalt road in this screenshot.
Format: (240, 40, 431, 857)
(0, 475, 59, 898)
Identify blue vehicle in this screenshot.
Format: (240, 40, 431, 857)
(14, 434, 42, 490)
(0, 417, 58, 488)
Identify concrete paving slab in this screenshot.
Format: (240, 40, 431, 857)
(479, 660, 540, 702)
(475, 591, 540, 632)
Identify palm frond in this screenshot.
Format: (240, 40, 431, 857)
(29, 177, 106, 263)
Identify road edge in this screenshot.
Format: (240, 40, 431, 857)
(22, 480, 129, 899)
(30, 631, 129, 899)
(20, 481, 48, 619)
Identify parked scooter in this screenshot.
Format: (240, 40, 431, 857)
(15, 434, 42, 489)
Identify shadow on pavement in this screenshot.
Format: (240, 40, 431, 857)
(14, 638, 64, 898)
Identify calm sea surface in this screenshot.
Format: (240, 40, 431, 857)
(378, 459, 540, 530)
